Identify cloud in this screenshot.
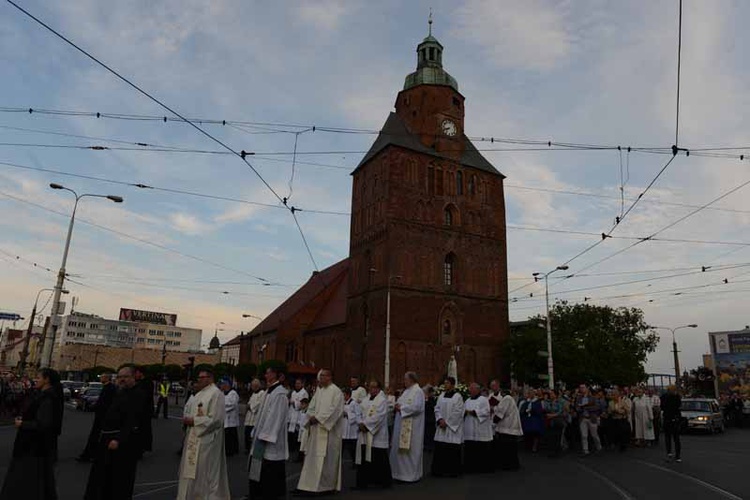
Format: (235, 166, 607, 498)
(452, 0, 574, 71)
(169, 212, 211, 235)
(295, 0, 353, 33)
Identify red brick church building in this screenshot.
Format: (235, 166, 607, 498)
(243, 29, 509, 387)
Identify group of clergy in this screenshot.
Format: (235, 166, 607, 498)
(171, 366, 525, 500)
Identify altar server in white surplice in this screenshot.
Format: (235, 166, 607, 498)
(177, 369, 230, 500)
(355, 380, 391, 489)
(288, 379, 308, 460)
(432, 376, 464, 478)
(248, 366, 289, 500)
(389, 372, 425, 483)
(296, 370, 345, 494)
(342, 388, 362, 463)
(463, 382, 493, 474)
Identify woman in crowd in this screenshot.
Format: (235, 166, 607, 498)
(519, 389, 545, 453)
(542, 390, 567, 457)
(0, 368, 64, 500)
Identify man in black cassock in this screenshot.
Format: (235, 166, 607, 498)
(132, 366, 154, 459)
(84, 366, 144, 500)
(77, 373, 117, 462)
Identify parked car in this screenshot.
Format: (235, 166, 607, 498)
(76, 387, 102, 411)
(86, 382, 103, 391)
(62, 381, 86, 400)
(681, 398, 725, 433)
(170, 382, 185, 395)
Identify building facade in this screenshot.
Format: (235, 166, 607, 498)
(247, 29, 508, 387)
(56, 311, 202, 354)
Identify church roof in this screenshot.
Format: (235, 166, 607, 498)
(247, 259, 349, 337)
(354, 112, 504, 177)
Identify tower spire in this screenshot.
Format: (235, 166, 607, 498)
(428, 8, 433, 36)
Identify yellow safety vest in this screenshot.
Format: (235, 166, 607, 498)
(159, 382, 170, 397)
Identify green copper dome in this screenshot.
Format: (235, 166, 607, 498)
(403, 33, 458, 92)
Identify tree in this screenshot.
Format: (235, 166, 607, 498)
(193, 364, 214, 381)
(213, 362, 235, 381)
(507, 301, 658, 387)
(163, 364, 183, 381)
(234, 363, 257, 384)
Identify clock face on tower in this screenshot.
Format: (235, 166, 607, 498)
(441, 119, 457, 137)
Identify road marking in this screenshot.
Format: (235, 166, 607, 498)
(636, 460, 743, 500)
(133, 483, 178, 497)
(575, 461, 635, 500)
(135, 480, 179, 487)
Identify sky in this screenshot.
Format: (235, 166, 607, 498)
(1, 0, 749, 376)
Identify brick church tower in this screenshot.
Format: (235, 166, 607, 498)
(346, 25, 509, 387)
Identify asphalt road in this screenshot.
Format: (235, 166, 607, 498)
(1, 407, 748, 500)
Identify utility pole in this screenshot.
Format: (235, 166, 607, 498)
(651, 324, 697, 388)
(20, 288, 65, 373)
(40, 184, 123, 367)
(533, 265, 569, 389)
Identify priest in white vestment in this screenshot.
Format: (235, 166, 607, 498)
(350, 377, 367, 405)
(493, 388, 522, 471)
(296, 370, 345, 494)
(177, 369, 230, 500)
(389, 372, 425, 483)
(463, 382, 493, 473)
(432, 376, 465, 477)
(244, 379, 265, 454)
(248, 367, 289, 500)
(288, 379, 308, 461)
(342, 388, 362, 463)
(632, 388, 654, 444)
(355, 380, 391, 489)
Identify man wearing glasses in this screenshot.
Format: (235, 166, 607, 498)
(177, 369, 230, 499)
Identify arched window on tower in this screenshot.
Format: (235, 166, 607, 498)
(444, 253, 456, 286)
(456, 171, 463, 195)
(469, 175, 477, 197)
(444, 207, 453, 227)
(443, 319, 452, 338)
(285, 341, 297, 363)
(444, 204, 459, 227)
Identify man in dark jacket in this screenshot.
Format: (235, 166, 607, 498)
(661, 385, 682, 462)
(84, 366, 144, 500)
(77, 373, 117, 462)
(132, 366, 154, 459)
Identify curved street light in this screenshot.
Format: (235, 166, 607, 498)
(532, 265, 570, 389)
(651, 324, 698, 387)
(40, 183, 124, 368)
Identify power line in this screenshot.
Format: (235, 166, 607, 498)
(0, 190, 277, 283)
(0, 160, 350, 216)
(5, 0, 324, 272)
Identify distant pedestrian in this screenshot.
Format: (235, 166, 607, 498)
(83, 366, 144, 500)
(661, 385, 682, 462)
(0, 368, 63, 500)
(154, 377, 170, 420)
(77, 373, 117, 462)
(221, 378, 240, 457)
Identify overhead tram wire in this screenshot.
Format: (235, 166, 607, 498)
(3, 106, 748, 157)
(5, 1, 324, 273)
(0, 190, 279, 284)
(0, 160, 350, 216)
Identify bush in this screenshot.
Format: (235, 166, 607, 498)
(235, 363, 257, 384)
(257, 360, 287, 378)
(82, 366, 116, 381)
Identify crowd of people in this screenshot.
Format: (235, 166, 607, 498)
(1, 364, 748, 500)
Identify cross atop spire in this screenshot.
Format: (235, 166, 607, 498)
(428, 8, 433, 36)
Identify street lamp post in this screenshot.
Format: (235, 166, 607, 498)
(242, 314, 263, 363)
(19, 287, 68, 372)
(40, 183, 123, 368)
(384, 274, 402, 390)
(533, 265, 569, 390)
(651, 324, 698, 387)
